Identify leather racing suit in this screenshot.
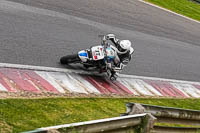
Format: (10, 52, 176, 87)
(106, 34, 134, 78)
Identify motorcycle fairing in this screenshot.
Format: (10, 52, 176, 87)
(78, 45, 116, 64)
(78, 50, 88, 62)
(91, 46, 104, 61)
(106, 47, 115, 60)
(79, 52, 88, 57)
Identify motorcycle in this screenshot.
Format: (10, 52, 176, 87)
(60, 35, 119, 80)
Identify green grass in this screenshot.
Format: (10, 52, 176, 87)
(145, 0, 200, 21)
(1, 98, 200, 132)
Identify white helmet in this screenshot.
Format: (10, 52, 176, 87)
(117, 40, 132, 54)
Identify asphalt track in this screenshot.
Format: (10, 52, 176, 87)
(0, 0, 200, 82)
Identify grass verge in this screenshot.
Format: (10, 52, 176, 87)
(1, 98, 200, 133)
(144, 0, 200, 21)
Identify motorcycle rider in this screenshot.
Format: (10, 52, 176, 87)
(105, 34, 134, 80)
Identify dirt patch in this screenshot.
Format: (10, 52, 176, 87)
(0, 121, 13, 133)
(0, 91, 186, 99)
(0, 91, 133, 99)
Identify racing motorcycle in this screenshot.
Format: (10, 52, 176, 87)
(60, 35, 119, 80)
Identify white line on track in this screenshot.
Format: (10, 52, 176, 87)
(0, 62, 200, 85)
(120, 74, 200, 85)
(138, 0, 200, 24)
(0, 63, 96, 75)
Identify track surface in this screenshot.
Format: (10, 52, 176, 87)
(0, 0, 200, 81)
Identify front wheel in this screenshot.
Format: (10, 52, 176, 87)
(60, 54, 80, 64)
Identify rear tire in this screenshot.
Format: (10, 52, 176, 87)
(83, 64, 94, 69)
(60, 54, 80, 64)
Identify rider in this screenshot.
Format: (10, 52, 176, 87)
(105, 34, 134, 79)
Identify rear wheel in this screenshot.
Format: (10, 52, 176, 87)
(60, 54, 80, 64)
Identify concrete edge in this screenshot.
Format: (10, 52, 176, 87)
(1, 63, 200, 85)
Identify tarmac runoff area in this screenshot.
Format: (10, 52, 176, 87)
(0, 63, 200, 98)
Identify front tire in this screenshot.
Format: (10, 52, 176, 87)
(60, 54, 80, 64)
